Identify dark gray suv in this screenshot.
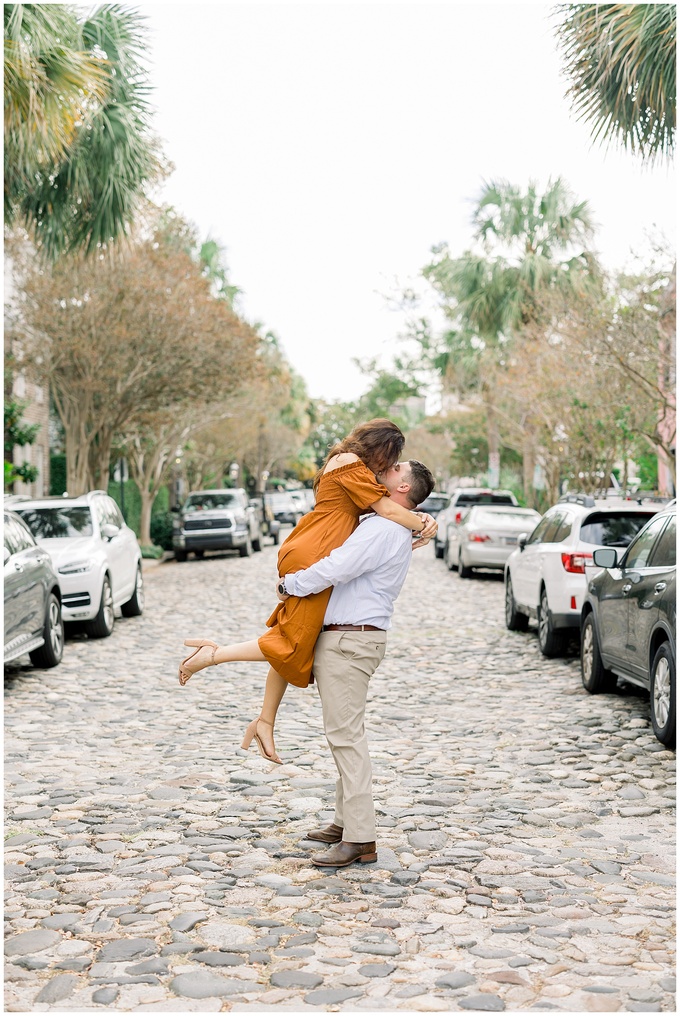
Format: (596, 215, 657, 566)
(4, 509, 64, 668)
(580, 504, 676, 747)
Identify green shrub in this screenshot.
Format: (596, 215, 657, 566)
(140, 544, 163, 559)
(151, 511, 175, 551)
(50, 454, 67, 495)
(108, 480, 141, 533)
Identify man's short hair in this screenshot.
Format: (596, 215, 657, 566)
(406, 459, 435, 507)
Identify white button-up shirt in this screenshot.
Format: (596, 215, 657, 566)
(285, 514, 413, 629)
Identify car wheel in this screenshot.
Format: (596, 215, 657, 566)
(239, 537, 253, 558)
(434, 539, 444, 559)
(252, 534, 262, 552)
(505, 576, 529, 632)
(29, 593, 64, 668)
(84, 576, 115, 639)
(175, 550, 188, 562)
(650, 642, 675, 747)
(537, 586, 568, 657)
(121, 564, 144, 617)
(194, 549, 205, 559)
(458, 552, 472, 579)
(444, 542, 457, 571)
(580, 612, 617, 692)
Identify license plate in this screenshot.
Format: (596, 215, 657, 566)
(504, 536, 517, 545)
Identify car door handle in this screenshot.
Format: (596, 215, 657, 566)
(654, 582, 667, 593)
(14, 563, 24, 572)
(622, 583, 632, 594)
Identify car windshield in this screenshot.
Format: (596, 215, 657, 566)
(17, 507, 94, 538)
(418, 495, 449, 512)
(580, 512, 657, 547)
(184, 494, 238, 511)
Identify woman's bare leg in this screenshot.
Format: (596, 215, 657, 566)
(180, 638, 266, 683)
(252, 667, 288, 760)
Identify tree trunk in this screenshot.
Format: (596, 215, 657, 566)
(522, 428, 536, 507)
(483, 382, 500, 487)
(139, 492, 153, 547)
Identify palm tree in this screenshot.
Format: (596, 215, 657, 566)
(554, 3, 676, 163)
(424, 178, 600, 499)
(4, 3, 158, 257)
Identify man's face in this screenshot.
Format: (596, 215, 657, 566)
(378, 461, 410, 494)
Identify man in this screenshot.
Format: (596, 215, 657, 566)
(276, 459, 435, 868)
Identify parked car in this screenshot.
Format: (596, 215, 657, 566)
(265, 492, 304, 527)
(445, 505, 542, 577)
(580, 504, 676, 747)
(173, 488, 261, 561)
(4, 509, 64, 668)
(15, 491, 143, 638)
(416, 492, 450, 518)
(434, 489, 519, 559)
(504, 494, 661, 658)
(250, 496, 282, 546)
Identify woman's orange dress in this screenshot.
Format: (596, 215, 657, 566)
(258, 461, 389, 688)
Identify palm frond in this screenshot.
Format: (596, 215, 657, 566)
(5, 3, 159, 256)
(554, 3, 676, 162)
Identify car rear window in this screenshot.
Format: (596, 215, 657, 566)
(472, 509, 538, 526)
(457, 493, 515, 505)
(580, 511, 657, 547)
(17, 507, 94, 538)
(184, 494, 238, 511)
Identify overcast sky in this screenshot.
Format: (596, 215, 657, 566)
(143, 1, 676, 403)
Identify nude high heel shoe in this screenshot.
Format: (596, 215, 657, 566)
(241, 717, 283, 764)
(178, 639, 218, 686)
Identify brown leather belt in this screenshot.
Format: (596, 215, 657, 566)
(322, 624, 385, 632)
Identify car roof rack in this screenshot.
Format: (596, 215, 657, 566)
(558, 493, 595, 507)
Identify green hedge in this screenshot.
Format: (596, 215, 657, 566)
(107, 481, 170, 542)
(49, 454, 67, 495)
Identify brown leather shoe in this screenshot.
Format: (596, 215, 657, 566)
(311, 840, 377, 867)
(306, 823, 343, 844)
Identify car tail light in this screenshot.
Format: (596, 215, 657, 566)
(455, 511, 463, 523)
(561, 552, 593, 574)
(468, 532, 491, 543)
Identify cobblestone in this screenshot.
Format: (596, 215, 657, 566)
(4, 544, 675, 1010)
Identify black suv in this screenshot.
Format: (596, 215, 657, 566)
(173, 489, 261, 561)
(580, 503, 676, 747)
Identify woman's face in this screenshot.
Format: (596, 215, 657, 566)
(377, 461, 404, 489)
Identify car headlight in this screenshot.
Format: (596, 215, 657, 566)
(58, 560, 94, 575)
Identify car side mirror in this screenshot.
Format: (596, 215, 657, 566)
(517, 533, 528, 551)
(101, 523, 119, 541)
(248, 499, 260, 509)
(593, 548, 618, 568)
(170, 505, 180, 513)
(3, 546, 10, 566)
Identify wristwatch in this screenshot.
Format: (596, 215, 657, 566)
(277, 578, 287, 596)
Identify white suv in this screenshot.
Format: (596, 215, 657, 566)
(504, 495, 661, 657)
(14, 491, 143, 638)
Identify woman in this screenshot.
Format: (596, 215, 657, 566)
(178, 419, 436, 762)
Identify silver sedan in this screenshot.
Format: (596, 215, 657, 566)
(445, 505, 542, 578)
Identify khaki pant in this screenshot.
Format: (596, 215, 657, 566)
(314, 630, 387, 842)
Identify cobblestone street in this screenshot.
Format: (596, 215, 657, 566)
(5, 538, 676, 1012)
